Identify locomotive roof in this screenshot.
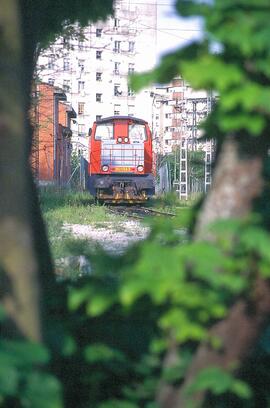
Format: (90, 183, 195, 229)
(95, 116, 148, 125)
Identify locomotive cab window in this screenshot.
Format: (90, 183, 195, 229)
(95, 124, 114, 140)
(128, 124, 146, 143)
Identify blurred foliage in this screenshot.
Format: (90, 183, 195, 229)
(3, 204, 270, 406)
(131, 0, 270, 142)
(0, 308, 62, 407)
(25, 0, 114, 49)
(3, 0, 270, 407)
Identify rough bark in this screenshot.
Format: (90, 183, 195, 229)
(174, 279, 270, 407)
(0, 0, 54, 342)
(195, 137, 263, 237)
(157, 136, 269, 407)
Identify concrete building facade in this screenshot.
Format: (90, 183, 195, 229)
(37, 0, 157, 157)
(151, 78, 212, 155)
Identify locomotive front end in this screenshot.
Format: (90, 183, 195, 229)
(88, 116, 155, 203)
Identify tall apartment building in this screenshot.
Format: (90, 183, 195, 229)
(37, 0, 157, 156)
(151, 78, 212, 155)
(151, 77, 216, 197)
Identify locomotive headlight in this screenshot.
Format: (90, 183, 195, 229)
(117, 137, 122, 143)
(137, 165, 144, 172)
(124, 137, 129, 143)
(102, 165, 109, 172)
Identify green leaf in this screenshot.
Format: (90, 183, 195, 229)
(0, 365, 19, 396)
(84, 344, 126, 364)
(159, 308, 207, 342)
(231, 380, 252, 399)
(22, 372, 63, 408)
(0, 340, 49, 368)
(68, 285, 92, 310)
(181, 56, 244, 92)
(99, 400, 139, 408)
(86, 293, 116, 316)
(185, 366, 252, 399)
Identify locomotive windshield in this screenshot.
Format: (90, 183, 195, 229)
(94, 121, 147, 142)
(95, 123, 113, 140)
(129, 124, 146, 143)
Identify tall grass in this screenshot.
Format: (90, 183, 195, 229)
(149, 192, 200, 211)
(39, 188, 123, 269)
(39, 188, 123, 225)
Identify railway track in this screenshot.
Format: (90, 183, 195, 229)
(107, 205, 175, 220)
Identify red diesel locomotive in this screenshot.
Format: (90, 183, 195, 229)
(88, 116, 155, 203)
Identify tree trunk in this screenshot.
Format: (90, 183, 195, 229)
(157, 136, 268, 407)
(0, 0, 54, 342)
(195, 137, 263, 237)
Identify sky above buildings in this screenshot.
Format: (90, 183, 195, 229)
(156, 0, 202, 60)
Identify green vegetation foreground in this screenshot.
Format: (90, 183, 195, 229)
(2, 1, 270, 408)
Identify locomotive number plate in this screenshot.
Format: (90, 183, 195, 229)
(112, 167, 134, 172)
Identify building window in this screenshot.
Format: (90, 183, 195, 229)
(48, 78, 54, 85)
(78, 40, 85, 50)
(128, 105, 135, 116)
(63, 37, 71, 46)
(128, 87, 134, 97)
(63, 58, 70, 71)
(114, 62, 120, 75)
(96, 72, 102, 81)
(165, 126, 169, 131)
(114, 84, 121, 96)
(48, 55, 55, 69)
(78, 102, 85, 115)
(78, 81, 85, 92)
(165, 113, 170, 118)
(96, 50, 102, 59)
(78, 124, 85, 137)
(128, 63, 135, 74)
(128, 41, 135, 53)
(114, 18, 120, 28)
(78, 59, 85, 71)
(63, 79, 70, 92)
(96, 28, 102, 37)
(114, 104, 120, 115)
(114, 41, 121, 53)
(96, 115, 102, 121)
(96, 93, 102, 102)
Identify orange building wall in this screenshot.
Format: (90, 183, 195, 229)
(37, 83, 55, 182)
(59, 102, 67, 127)
(31, 83, 73, 185)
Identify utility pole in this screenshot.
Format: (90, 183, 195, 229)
(179, 138, 188, 200)
(31, 84, 40, 179)
(204, 91, 214, 192)
(204, 141, 212, 192)
(191, 100, 197, 151)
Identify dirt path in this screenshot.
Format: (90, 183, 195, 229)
(63, 220, 150, 255)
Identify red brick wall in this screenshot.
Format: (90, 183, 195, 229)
(31, 84, 73, 185)
(36, 83, 55, 182)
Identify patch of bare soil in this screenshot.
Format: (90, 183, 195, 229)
(63, 220, 150, 255)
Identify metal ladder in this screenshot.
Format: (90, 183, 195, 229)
(204, 92, 214, 192)
(179, 138, 188, 200)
